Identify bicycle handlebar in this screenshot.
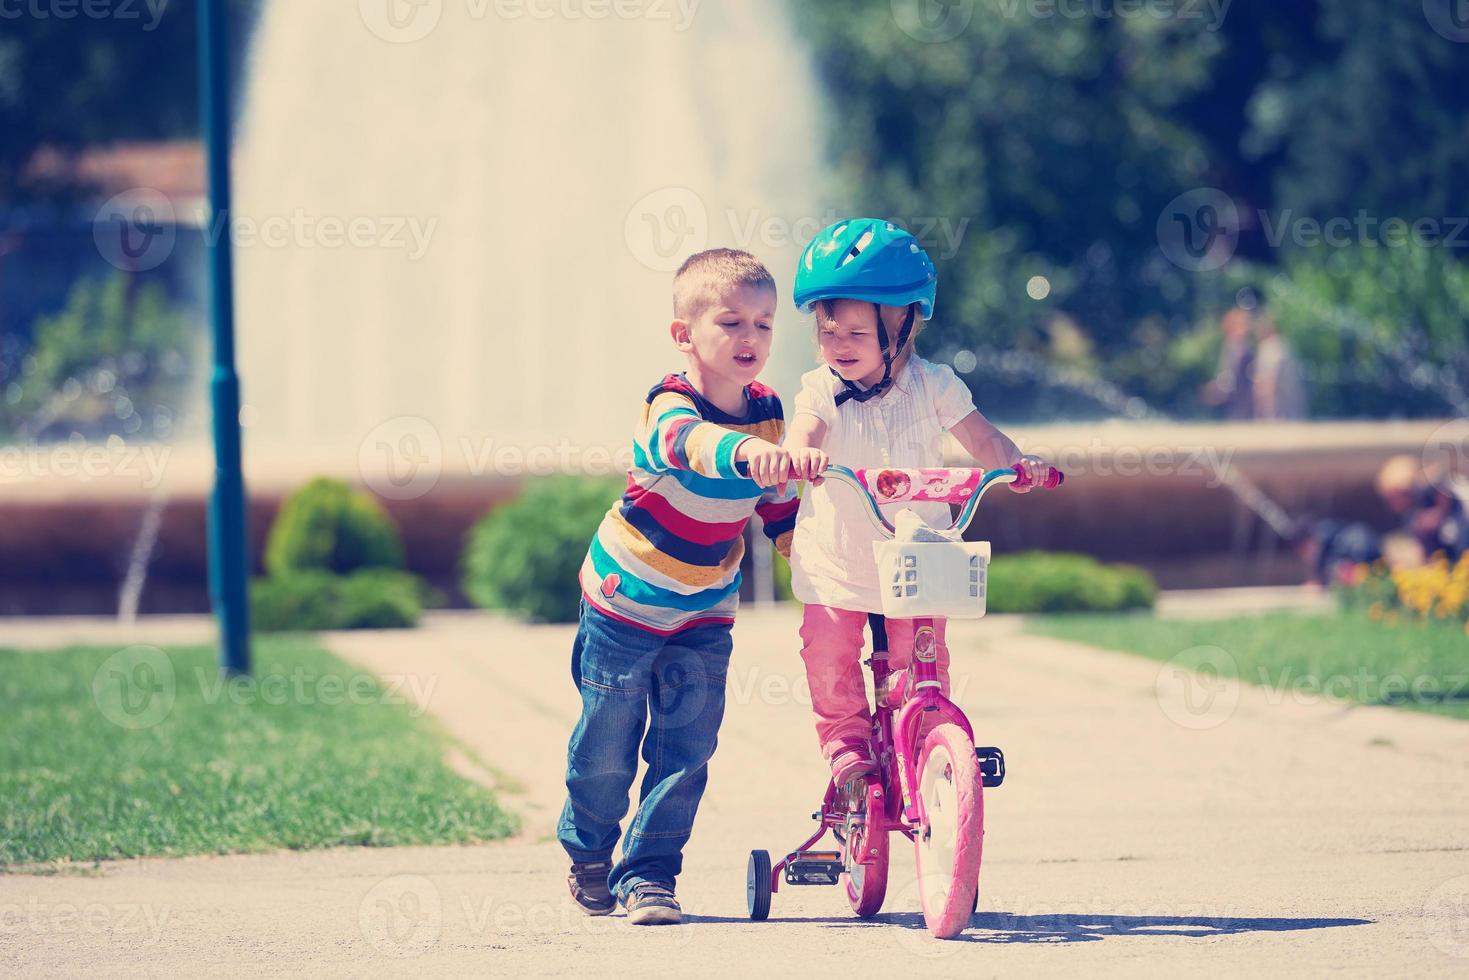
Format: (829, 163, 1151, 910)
(735, 460, 1063, 537)
(819, 465, 1018, 537)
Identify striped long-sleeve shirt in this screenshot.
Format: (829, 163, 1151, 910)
(579, 374, 799, 634)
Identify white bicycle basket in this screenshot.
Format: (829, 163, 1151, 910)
(873, 514, 992, 619)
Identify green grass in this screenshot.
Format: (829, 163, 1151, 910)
(0, 638, 518, 870)
(1027, 611, 1469, 720)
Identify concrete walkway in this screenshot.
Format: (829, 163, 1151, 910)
(4, 606, 1469, 977)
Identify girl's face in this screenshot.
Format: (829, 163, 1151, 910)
(817, 299, 903, 387)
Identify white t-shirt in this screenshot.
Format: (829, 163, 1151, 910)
(789, 356, 978, 612)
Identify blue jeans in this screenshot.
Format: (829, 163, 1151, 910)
(557, 599, 733, 899)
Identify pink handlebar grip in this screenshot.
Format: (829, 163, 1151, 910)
(1011, 462, 1064, 490)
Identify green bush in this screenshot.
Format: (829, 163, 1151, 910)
(773, 552, 794, 602)
(462, 476, 621, 623)
(266, 478, 404, 577)
(987, 552, 1158, 614)
(251, 569, 422, 632)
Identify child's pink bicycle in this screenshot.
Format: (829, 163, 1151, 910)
(746, 462, 1063, 939)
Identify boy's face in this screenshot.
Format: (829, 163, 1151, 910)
(818, 299, 891, 387)
(673, 283, 776, 385)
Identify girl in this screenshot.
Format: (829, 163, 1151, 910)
(784, 218, 1055, 787)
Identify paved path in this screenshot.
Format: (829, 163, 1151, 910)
(5, 607, 1469, 978)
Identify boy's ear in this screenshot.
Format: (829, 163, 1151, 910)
(670, 318, 693, 352)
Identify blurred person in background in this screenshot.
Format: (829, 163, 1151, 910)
(1201, 306, 1256, 420)
(1290, 517, 1381, 590)
(1251, 307, 1308, 421)
(1376, 455, 1469, 564)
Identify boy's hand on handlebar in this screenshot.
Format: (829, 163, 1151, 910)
(1010, 455, 1054, 493)
(737, 439, 792, 493)
(790, 447, 829, 485)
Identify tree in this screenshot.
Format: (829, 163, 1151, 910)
(1, 274, 194, 440)
(797, 0, 1469, 419)
(0, 0, 257, 206)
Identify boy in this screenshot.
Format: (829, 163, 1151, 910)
(560, 248, 806, 925)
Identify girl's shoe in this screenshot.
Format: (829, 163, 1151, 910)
(567, 860, 615, 916)
(828, 737, 877, 786)
(622, 882, 682, 925)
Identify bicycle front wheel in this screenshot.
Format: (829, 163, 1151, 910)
(842, 789, 889, 918)
(913, 723, 983, 939)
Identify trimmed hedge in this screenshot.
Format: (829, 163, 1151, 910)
(986, 552, 1157, 614)
(462, 476, 621, 623)
(266, 478, 404, 577)
(251, 569, 423, 632)
(764, 549, 1153, 614)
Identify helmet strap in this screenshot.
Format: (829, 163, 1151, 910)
(833, 303, 917, 407)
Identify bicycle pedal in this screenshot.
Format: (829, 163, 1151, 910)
(784, 851, 844, 886)
(975, 745, 1006, 788)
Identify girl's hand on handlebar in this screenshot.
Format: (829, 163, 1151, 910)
(737, 439, 793, 493)
(790, 447, 829, 485)
(1010, 455, 1056, 493)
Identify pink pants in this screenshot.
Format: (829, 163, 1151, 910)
(799, 604, 952, 764)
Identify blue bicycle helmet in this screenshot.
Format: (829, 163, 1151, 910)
(794, 219, 938, 405)
(794, 219, 937, 318)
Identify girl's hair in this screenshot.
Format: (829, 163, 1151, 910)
(812, 298, 927, 362)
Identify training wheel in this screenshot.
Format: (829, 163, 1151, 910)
(747, 849, 772, 920)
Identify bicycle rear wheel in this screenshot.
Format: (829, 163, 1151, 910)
(913, 723, 983, 939)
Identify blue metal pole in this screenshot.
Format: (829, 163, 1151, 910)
(198, 0, 251, 676)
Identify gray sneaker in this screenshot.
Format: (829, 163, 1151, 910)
(622, 881, 682, 925)
(567, 860, 615, 916)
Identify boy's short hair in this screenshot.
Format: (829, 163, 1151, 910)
(673, 249, 776, 321)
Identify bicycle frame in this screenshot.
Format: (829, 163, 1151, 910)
(768, 465, 1023, 894)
